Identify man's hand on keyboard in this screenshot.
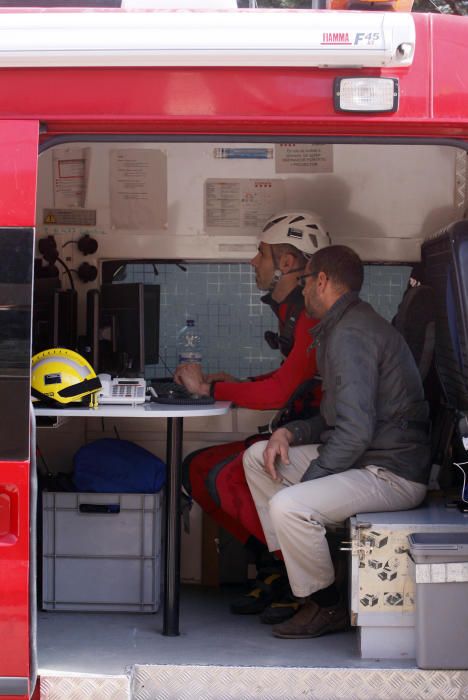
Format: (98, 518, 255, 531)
(173, 363, 211, 397)
(204, 371, 239, 383)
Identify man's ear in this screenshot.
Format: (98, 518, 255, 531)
(317, 271, 328, 289)
(279, 251, 297, 272)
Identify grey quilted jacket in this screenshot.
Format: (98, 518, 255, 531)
(285, 291, 431, 485)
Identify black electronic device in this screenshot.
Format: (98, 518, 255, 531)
(143, 284, 160, 366)
(86, 283, 160, 376)
(149, 379, 215, 406)
(85, 288, 100, 370)
(33, 276, 77, 353)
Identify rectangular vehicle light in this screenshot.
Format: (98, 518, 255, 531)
(334, 77, 399, 113)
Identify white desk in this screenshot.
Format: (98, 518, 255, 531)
(35, 401, 231, 636)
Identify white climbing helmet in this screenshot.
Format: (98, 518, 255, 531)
(259, 211, 331, 258)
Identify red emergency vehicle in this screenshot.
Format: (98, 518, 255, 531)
(0, 6, 468, 700)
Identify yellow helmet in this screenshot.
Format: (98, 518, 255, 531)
(31, 348, 101, 407)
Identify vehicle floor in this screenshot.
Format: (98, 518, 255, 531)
(37, 583, 415, 676)
(37, 585, 468, 700)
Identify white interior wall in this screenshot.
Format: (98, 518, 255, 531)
(36, 141, 464, 266)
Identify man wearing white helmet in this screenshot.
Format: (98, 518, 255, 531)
(175, 211, 330, 401)
(175, 211, 330, 623)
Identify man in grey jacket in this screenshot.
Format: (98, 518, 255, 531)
(243, 245, 430, 639)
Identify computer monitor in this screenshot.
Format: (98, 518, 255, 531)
(86, 283, 160, 376)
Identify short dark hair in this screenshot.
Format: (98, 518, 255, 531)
(308, 245, 364, 292)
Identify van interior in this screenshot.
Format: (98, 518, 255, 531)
(33, 138, 468, 694)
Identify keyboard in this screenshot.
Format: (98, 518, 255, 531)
(149, 379, 215, 405)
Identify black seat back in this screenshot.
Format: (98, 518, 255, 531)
(421, 221, 468, 494)
(422, 220, 468, 413)
(392, 280, 436, 382)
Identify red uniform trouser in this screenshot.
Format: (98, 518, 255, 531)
(184, 437, 267, 545)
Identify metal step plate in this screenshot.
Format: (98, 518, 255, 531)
(40, 674, 129, 700)
(131, 664, 468, 700)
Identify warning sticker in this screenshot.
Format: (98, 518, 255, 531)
(43, 209, 97, 227)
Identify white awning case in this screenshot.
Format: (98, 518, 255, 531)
(0, 10, 415, 69)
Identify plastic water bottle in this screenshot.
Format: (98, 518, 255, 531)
(177, 319, 202, 365)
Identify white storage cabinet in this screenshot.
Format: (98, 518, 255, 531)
(350, 501, 468, 659)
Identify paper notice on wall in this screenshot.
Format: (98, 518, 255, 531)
(109, 149, 167, 231)
(204, 179, 285, 235)
(275, 144, 333, 174)
(53, 147, 91, 208)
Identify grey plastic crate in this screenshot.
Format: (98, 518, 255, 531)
(42, 491, 162, 612)
(408, 532, 468, 670)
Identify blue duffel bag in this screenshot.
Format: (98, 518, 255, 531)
(73, 438, 166, 493)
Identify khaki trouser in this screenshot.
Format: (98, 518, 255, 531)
(243, 441, 427, 598)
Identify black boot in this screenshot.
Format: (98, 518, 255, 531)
(230, 564, 288, 615)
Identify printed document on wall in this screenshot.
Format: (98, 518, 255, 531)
(205, 179, 285, 235)
(275, 144, 333, 174)
(110, 149, 167, 231)
(53, 147, 91, 209)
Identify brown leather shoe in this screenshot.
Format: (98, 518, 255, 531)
(272, 599, 349, 639)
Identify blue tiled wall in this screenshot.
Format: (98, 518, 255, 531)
(123, 263, 411, 379)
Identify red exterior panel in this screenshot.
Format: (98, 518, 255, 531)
(0, 16, 464, 140)
(0, 464, 30, 679)
(0, 122, 38, 698)
(432, 14, 468, 123)
(0, 121, 38, 225)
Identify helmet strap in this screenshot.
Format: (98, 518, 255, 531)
(268, 244, 306, 291)
(270, 265, 306, 288)
(267, 246, 282, 291)
(268, 268, 282, 292)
